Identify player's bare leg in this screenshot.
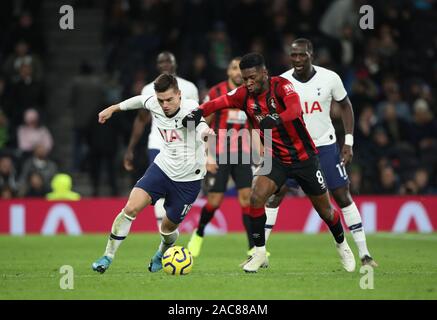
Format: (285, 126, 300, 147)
(308, 192, 355, 272)
(187, 192, 224, 257)
(149, 214, 180, 272)
(332, 186, 377, 267)
(243, 176, 277, 273)
(92, 187, 151, 273)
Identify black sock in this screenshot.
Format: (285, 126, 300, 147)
(242, 214, 255, 249)
(327, 211, 344, 244)
(250, 214, 267, 247)
(196, 204, 216, 237)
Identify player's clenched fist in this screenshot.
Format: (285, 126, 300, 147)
(182, 108, 203, 127)
(98, 105, 119, 124)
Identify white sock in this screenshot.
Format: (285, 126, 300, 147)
(104, 210, 135, 259)
(341, 202, 370, 258)
(154, 198, 166, 229)
(158, 228, 179, 255)
(265, 206, 279, 242)
(255, 245, 266, 255)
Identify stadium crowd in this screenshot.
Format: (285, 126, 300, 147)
(0, 0, 437, 198)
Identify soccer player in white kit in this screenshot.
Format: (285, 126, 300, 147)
(92, 74, 213, 274)
(265, 38, 377, 268)
(123, 52, 199, 229)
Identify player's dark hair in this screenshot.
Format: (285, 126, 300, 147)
(154, 74, 179, 93)
(239, 53, 265, 70)
(292, 38, 314, 54)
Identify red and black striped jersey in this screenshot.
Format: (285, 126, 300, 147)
(199, 76, 317, 165)
(206, 81, 250, 155)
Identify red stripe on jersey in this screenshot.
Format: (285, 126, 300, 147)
(208, 81, 250, 155)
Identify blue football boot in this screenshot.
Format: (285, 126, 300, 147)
(148, 250, 163, 272)
(92, 256, 112, 274)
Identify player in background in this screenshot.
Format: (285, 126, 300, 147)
(187, 57, 256, 258)
(124, 52, 199, 229)
(92, 74, 213, 274)
(182, 53, 355, 273)
(263, 39, 377, 267)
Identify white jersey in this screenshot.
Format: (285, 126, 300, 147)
(120, 96, 208, 182)
(142, 76, 199, 150)
(281, 65, 347, 147)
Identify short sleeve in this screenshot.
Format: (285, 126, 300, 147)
(331, 72, 348, 102)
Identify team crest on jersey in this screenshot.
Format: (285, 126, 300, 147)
(283, 83, 295, 95)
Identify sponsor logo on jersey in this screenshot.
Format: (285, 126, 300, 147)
(283, 83, 295, 95)
(303, 101, 323, 114)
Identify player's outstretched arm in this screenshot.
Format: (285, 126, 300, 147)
(98, 95, 147, 124)
(124, 110, 151, 171)
(98, 104, 121, 124)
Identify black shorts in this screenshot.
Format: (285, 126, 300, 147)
(255, 156, 327, 196)
(205, 163, 253, 193)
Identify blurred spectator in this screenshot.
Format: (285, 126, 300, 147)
(208, 21, 232, 78)
(319, 0, 363, 41)
(377, 103, 410, 144)
(4, 62, 45, 129)
(2, 40, 44, 82)
(0, 155, 18, 195)
(375, 165, 401, 194)
(69, 62, 105, 172)
(18, 144, 57, 196)
(376, 77, 411, 121)
(85, 106, 121, 196)
(0, 109, 10, 149)
(1, 185, 15, 199)
(8, 12, 45, 55)
(414, 167, 433, 195)
(409, 99, 437, 149)
(17, 108, 53, 157)
(24, 171, 49, 197)
(46, 173, 80, 201)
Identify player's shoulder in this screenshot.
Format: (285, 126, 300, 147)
(273, 75, 292, 84)
(280, 69, 294, 81)
(141, 82, 154, 95)
(176, 76, 197, 90)
(272, 76, 296, 95)
(181, 98, 200, 112)
(314, 65, 340, 79)
(226, 85, 247, 99)
(143, 95, 159, 109)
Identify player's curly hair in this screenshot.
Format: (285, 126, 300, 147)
(239, 52, 265, 70)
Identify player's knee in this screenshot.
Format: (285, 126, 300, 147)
(123, 205, 140, 218)
(239, 195, 251, 208)
(333, 190, 352, 208)
(250, 191, 265, 208)
(266, 195, 280, 208)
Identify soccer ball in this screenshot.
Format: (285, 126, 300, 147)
(162, 246, 193, 275)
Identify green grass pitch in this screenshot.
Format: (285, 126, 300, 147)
(1, 233, 437, 300)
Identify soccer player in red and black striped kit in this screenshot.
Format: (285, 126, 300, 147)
(187, 57, 256, 258)
(182, 53, 354, 273)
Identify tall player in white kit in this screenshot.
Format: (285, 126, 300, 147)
(92, 74, 213, 274)
(123, 52, 199, 229)
(265, 39, 377, 268)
